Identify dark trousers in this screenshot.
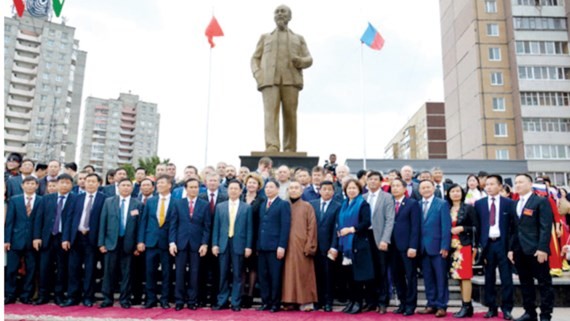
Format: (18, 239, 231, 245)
(389, 247, 417, 311)
(422, 253, 449, 310)
(131, 251, 145, 303)
(102, 238, 133, 303)
(198, 250, 219, 304)
(483, 240, 513, 312)
(366, 234, 389, 307)
(39, 233, 67, 299)
(67, 232, 97, 301)
(314, 251, 334, 306)
(174, 247, 200, 305)
(514, 250, 554, 318)
(5, 248, 36, 300)
(217, 238, 244, 307)
(258, 250, 283, 307)
(145, 247, 171, 304)
(343, 265, 365, 304)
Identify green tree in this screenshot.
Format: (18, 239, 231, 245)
(122, 164, 136, 181)
(137, 156, 170, 176)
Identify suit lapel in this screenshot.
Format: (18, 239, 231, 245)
(425, 199, 437, 222)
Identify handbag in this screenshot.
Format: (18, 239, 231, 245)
(471, 226, 483, 266)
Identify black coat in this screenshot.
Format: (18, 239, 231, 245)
(454, 203, 480, 247)
(510, 193, 553, 255)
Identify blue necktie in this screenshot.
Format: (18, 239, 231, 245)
(52, 195, 65, 235)
(119, 199, 126, 237)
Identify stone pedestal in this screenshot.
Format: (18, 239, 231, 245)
(240, 151, 319, 170)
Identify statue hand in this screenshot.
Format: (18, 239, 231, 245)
(292, 56, 302, 68)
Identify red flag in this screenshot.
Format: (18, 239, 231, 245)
(205, 16, 224, 48)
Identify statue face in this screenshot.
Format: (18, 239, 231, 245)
(274, 5, 291, 29)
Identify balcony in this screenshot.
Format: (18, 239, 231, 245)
(122, 108, 136, 115)
(15, 42, 41, 54)
(121, 114, 136, 122)
(7, 97, 33, 108)
(4, 145, 27, 154)
(119, 129, 135, 136)
(16, 31, 40, 43)
(5, 120, 30, 131)
(120, 123, 135, 130)
(4, 133, 29, 143)
(10, 75, 36, 86)
(12, 64, 38, 75)
(92, 133, 106, 140)
(119, 136, 134, 143)
(118, 150, 133, 158)
(14, 52, 39, 65)
(5, 109, 32, 120)
(9, 87, 35, 98)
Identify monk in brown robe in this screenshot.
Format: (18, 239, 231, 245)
(281, 181, 318, 311)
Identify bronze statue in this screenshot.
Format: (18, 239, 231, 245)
(251, 4, 313, 153)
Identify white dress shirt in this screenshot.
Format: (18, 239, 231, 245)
(156, 194, 171, 221)
(24, 193, 36, 211)
(79, 192, 97, 232)
(119, 196, 131, 228)
(422, 195, 435, 216)
(517, 191, 533, 218)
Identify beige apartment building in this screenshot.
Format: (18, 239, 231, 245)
(440, 0, 570, 185)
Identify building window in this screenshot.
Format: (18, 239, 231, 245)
(491, 72, 503, 85)
(492, 97, 506, 111)
(496, 149, 509, 160)
(47, 39, 54, 46)
(513, 17, 567, 31)
(521, 92, 570, 107)
(525, 144, 570, 159)
(516, 0, 560, 5)
(56, 75, 63, 82)
(519, 66, 570, 80)
(40, 95, 47, 102)
(485, 0, 497, 13)
(489, 47, 501, 61)
(487, 23, 499, 36)
(48, 29, 55, 36)
(516, 41, 568, 55)
(59, 53, 66, 61)
(494, 123, 508, 137)
(42, 73, 49, 80)
(523, 118, 570, 132)
(4, 35, 10, 44)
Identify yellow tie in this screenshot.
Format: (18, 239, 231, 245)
(159, 198, 166, 227)
(228, 202, 237, 238)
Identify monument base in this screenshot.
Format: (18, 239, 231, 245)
(240, 151, 319, 170)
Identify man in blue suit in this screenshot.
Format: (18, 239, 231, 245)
(102, 168, 128, 198)
(98, 178, 143, 309)
(302, 166, 323, 202)
(71, 171, 88, 195)
(5, 176, 42, 304)
(417, 179, 451, 318)
(131, 167, 147, 198)
(309, 180, 340, 312)
(211, 179, 253, 311)
(474, 174, 515, 320)
(169, 178, 211, 311)
(256, 179, 291, 313)
(6, 158, 35, 202)
(137, 175, 173, 309)
(389, 178, 421, 316)
(61, 173, 106, 307)
(32, 173, 77, 305)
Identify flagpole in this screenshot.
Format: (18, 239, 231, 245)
(204, 47, 213, 167)
(360, 43, 367, 170)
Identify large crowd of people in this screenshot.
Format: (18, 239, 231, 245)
(4, 152, 570, 321)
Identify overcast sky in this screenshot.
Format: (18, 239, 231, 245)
(11, 0, 445, 170)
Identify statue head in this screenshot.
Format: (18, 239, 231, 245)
(274, 5, 292, 30)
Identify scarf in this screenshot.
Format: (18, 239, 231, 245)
(338, 195, 364, 260)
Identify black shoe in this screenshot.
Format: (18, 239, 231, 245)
(131, 298, 142, 306)
(453, 301, 474, 318)
(99, 300, 113, 308)
(403, 309, 415, 316)
(83, 299, 94, 307)
(347, 302, 362, 314)
(34, 297, 49, 305)
(5, 297, 16, 305)
(539, 318, 551, 321)
(485, 309, 499, 318)
(242, 296, 252, 309)
(232, 306, 241, 312)
(20, 298, 33, 305)
(175, 304, 184, 311)
(60, 299, 80, 307)
(188, 304, 198, 310)
(54, 296, 65, 306)
(160, 301, 170, 309)
(324, 304, 333, 312)
(394, 306, 405, 314)
(503, 311, 513, 320)
(142, 301, 157, 309)
(378, 305, 388, 314)
(120, 301, 131, 309)
(212, 303, 229, 310)
(270, 305, 280, 313)
(362, 303, 377, 312)
(257, 304, 271, 311)
(342, 301, 354, 313)
(514, 313, 538, 321)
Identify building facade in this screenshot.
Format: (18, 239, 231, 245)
(384, 102, 447, 160)
(79, 93, 160, 174)
(439, 0, 570, 186)
(4, 13, 87, 162)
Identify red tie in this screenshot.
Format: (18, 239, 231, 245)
(267, 200, 272, 209)
(189, 200, 194, 218)
(209, 193, 215, 213)
(490, 197, 496, 226)
(395, 201, 400, 215)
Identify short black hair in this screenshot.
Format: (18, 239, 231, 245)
(155, 175, 171, 185)
(320, 180, 335, 190)
(445, 183, 466, 205)
(265, 178, 280, 188)
(85, 173, 102, 183)
(21, 158, 35, 166)
(295, 167, 309, 175)
(356, 169, 368, 179)
(367, 170, 383, 181)
(227, 179, 242, 189)
(184, 177, 200, 188)
(141, 178, 155, 187)
(117, 178, 133, 185)
(135, 167, 147, 174)
(478, 171, 489, 178)
(515, 173, 533, 182)
(388, 169, 401, 178)
(115, 168, 128, 175)
(83, 164, 96, 172)
(486, 174, 503, 185)
(311, 166, 324, 174)
(7, 152, 22, 163)
(57, 173, 74, 182)
(64, 162, 78, 171)
(35, 163, 48, 171)
(418, 179, 434, 187)
(22, 176, 39, 184)
(391, 178, 407, 188)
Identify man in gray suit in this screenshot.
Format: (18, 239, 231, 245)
(251, 4, 312, 152)
(98, 178, 142, 309)
(211, 180, 253, 311)
(363, 171, 395, 313)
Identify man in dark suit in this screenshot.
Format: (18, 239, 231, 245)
(508, 174, 554, 321)
(60, 173, 106, 307)
(71, 171, 88, 195)
(417, 179, 451, 318)
(309, 180, 340, 312)
(101, 168, 128, 198)
(401, 165, 421, 201)
(5, 176, 42, 304)
(32, 173, 77, 305)
(302, 166, 323, 202)
(211, 179, 253, 311)
(474, 174, 515, 320)
(131, 167, 147, 198)
(137, 175, 173, 309)
(198, 173, 228, 306)
(98, 178, 142, 308)
(257, 179, 291, 313)
(6, 158, 35, 202)
(38, 160, 61, 195)
(389, 178, 421, 316)
(132, 177, 155, 305)
(169, 178, 211, 311)
(432, 167, 450, 199)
